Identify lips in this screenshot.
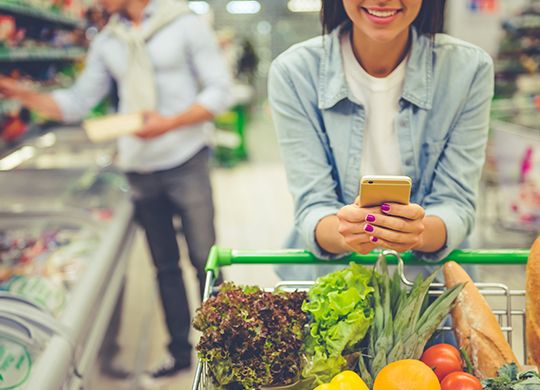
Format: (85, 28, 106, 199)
(362, 7, 402, 25)
(365, 8, 399, 17)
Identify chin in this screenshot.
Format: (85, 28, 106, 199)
(365, 29, 403, 43)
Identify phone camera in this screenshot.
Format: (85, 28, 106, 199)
(368, 181, 373, 184)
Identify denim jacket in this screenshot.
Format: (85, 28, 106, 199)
(268, 26, 494, 265)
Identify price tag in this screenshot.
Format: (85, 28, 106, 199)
(0, 338, 31, 389)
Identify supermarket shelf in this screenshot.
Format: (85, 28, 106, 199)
(0, 47, 85, 62)
(0, 0, 85, 29)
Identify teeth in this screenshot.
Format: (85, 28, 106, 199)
(366, 9, 397, 17)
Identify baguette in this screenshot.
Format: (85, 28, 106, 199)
(444, 261, 520, 379)
(527, 237, 540, 368)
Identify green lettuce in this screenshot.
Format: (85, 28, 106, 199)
(482, 363, 540, 389)
(302, 263, 375, 384)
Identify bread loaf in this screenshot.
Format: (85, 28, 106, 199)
(444, 261, 520, 379)
(527, 237, 540, 368)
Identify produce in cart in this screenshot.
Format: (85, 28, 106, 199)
(372, 359, 441, 390)
(526, 237, 540, 368)
(441, 372, 482, 390)
(444, 261, 520, 379)
(357, 259, 464, 387)
(302, 263, 375, 384)
(192, 250, 532, 390)
(481, 363, 540, 389)
(193, 282, 308, 389)
(421, 343, 464, 382)
(313, 370, 368, 390)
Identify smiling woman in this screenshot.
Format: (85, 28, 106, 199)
(268, 0, 494, 280)
(322, 0, 445, 35)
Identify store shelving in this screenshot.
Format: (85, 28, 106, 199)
(0, 47, 85, 62)
(0, 0, 85, 29)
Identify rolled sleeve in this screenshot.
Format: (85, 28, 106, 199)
(302, 205, 349, 260)
(51, 36, 112, 123)
(184, 15, 233, 114)
(416, 51, 494, 262)
(269, 58, 346, 260)
(415, 204, 465, 262)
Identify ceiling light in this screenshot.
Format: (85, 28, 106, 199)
(288, 0, 321, 12)
(188, 1, 210, 14)
(226, 1, 261, 14)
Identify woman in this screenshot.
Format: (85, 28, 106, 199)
(268, 0, 493, 279)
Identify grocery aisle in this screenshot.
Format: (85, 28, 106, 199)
(1, 1, 539, 389)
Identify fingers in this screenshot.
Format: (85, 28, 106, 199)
(365, 212, 424, 234)
(380, 203, 425, 221)
(337, 219, 366, 235)
(337, 204, 379, 223)
(342, 232, 371, 247)
(337, 203, 425, 255)
(367, 237, 416, 253)
(363, 223, 423, 246)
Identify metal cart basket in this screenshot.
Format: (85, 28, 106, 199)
(192, 246, 530, 390)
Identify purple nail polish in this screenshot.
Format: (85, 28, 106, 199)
(366, 214, 376, 223)
(364, 224, 374, 233)
(381, 203, 391, 212)
(371, 236, 378, 243)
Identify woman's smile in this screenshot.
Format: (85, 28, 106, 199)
(361, 6, 403, 25)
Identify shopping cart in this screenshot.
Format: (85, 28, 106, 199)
(192, 246, 530, 390)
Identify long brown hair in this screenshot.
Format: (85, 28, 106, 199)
(321, 1, 446, 35)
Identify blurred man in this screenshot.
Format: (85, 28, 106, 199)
(0, 0, 231, 385)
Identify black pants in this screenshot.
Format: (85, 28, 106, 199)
(127, 147, 215, 362)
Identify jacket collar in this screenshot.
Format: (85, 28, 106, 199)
(318, 26, 433, 110)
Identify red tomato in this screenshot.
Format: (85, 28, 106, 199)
(421, 344, 463, 382)
(441, 372, 482, 390)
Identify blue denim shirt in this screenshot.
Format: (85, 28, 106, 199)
(268, 26, 494, 265)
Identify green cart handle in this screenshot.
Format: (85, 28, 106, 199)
(205, 246, 529, 277)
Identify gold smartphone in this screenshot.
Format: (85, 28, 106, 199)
(357, 175, 412, 208)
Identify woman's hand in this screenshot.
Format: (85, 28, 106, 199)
(363, 203, 426, 252)
(337, 203, 426, 254)
(336, 204, 380, 254)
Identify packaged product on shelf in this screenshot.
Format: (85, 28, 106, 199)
(0, 224, 98, 315)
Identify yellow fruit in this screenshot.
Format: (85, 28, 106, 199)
(373, 359, 441, 390)
(313, 384, 336, 390)
(330, 370, 369, 390)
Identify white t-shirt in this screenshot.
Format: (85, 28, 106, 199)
(340, 32, 407, 177)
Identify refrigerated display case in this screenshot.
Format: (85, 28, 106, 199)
(479, 102, 540, 247)
(0, 125, 136, 389)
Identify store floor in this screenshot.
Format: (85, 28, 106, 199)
(91, 108, 532, 389)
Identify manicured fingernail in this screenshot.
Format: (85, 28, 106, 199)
(370, 236, 378, 243)
(364, 224, 374, 233)
(366, 214, 376, 223)
(381, 204, 391, 212)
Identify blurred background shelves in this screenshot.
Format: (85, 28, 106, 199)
(0, 0, 85, 29)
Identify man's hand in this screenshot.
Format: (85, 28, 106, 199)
(136, 111, 175, 139)
(0, 77, 31, 99)
(361, 203, 426, 252)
